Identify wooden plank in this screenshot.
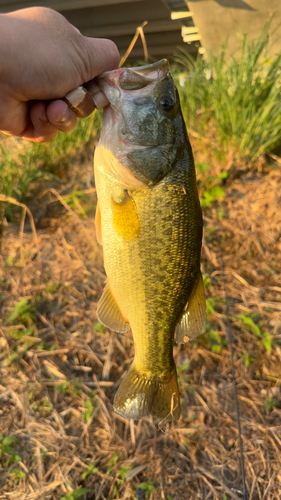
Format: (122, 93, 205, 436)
(118, 44, 197, 59)
(181, 26, 199, 35)
(106, 31, 198, 58)
(62, 0, 173, 29)
(0, 0, 199, 60)
(102, 30, 186, 47)
(82, 20, 183, 38)
(171, 11, 193, 20)
(183, 33, 201, 42)
(0, 0, 145, 13)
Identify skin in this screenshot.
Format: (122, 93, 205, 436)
(0, 7, 119, 142)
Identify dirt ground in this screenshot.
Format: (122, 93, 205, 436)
(0, 139, 281, 500)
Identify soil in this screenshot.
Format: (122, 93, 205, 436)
(0, 139, 281, 500)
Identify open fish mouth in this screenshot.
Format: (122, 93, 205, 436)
(96, 59, 170, 105)
(95, 60, 172, 159)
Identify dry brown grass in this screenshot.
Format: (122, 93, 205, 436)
(0, 143, 281, 500)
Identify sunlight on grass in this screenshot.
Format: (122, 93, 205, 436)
(0, 110, 101, 202)
(174, 19, 281, 159)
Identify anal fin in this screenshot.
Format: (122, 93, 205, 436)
(175, 271, 206, 344)
(97, 283, 130, 333)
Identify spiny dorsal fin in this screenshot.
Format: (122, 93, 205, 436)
(175, 271, 206, 344)
(97, 283, 130, 333)
(95, 200, 102, 245)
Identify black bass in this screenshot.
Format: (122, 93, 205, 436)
(94, 60, 205, 421)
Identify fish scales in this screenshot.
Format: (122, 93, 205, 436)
(94, 59, 206, 420)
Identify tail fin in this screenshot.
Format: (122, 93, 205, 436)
(113, 361, 181, 421)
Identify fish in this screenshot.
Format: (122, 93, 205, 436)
(94, 59, 206, 421)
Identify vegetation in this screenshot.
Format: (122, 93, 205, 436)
(0, 22, 280, 500)
(0, 110, 101, 204)
(174, 20, 281, 159)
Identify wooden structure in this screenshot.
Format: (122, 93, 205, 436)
(0, 0, 200, 61)
(187, 0, 281, 58)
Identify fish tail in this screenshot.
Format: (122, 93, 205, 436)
(113, 361, 181, 421)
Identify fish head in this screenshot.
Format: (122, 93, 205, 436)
(96, 60, 187, 186)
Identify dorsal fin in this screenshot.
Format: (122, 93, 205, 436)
(175, 271, 206, 344)
(97, 283, 130, 333)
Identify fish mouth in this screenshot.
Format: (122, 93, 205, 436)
(96, 59, 170, 101)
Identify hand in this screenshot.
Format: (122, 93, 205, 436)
(0, 7, 119, 142)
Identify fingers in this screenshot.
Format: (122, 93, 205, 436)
(47, 100, 77, 130)
(18, 102, 57, 142)
(82, 37, 120, 81)
(19, 100, 77, 143)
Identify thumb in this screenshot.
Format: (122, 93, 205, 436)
(81, 36, 120, 81)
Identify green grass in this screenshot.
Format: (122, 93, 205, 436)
(0, 110, 101, 204)
(174, 19, 281, 160)
(0, 22, 280, 213)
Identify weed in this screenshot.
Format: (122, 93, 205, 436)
(63, 191, 94, 219)
(10, 468, 26, 484)
(7, 326, 34, 340)
(4, 299, 35, 325)
(134, 481, 157, 499)
(93, 321, 107, 334)
(73, 379, 82, 396)
(31, 398, 52, 416)
(117, 464, 132, 482)
(0, 111, 101, 206)
(44, 281, 58, 294)
(192, 297, 227, 352)
(243, 352, 255, 367)
(236, 313, 274, 352)
(110, 464, 133, 498)
(0, 435, 21, 464)
(83, 399, 95, 422)
(59, 488, 89, 500)
(209, 328, 227, 353)
(196, 163, 228, 208)
(57, 380, 70, 395)
(106, 451, 120, 475)
(206, 297, 224, 317)
(262, 397, 278, 412)
(202, 273, 211, 289)
(81, 462, 98, 480)
(174, 19, 281, 159)
(177, 360, 190, 373)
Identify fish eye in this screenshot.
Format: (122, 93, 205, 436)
(159, 95, 175, 112)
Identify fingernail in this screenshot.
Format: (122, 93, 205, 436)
(39, 114, 49, 123)
(58, 106, 70, 124)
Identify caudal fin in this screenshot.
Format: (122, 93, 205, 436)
(113, 361, 181, 421)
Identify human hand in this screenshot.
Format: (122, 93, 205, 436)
(0, 7, 119, 142)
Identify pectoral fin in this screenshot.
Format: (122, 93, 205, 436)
(112, 188, 141, 240)
(97, 283, 130, 333)
(95, 200, 102, 245)
(175, 271, 206, 344)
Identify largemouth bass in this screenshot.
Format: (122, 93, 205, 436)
(94, 59, 206, 421)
